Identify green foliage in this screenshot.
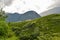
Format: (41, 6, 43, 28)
(8, 14, 60, 40)
(0, 9, 18, 40)
(0, 9, 7, 21)
(1, 14, 60, 40)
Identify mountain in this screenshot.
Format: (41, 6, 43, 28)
(8, 14, 60, 40)
(40, 7, 60, 16)
(6, 11, 40, 22)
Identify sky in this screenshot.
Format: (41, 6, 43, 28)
(0, 0, 59, 14)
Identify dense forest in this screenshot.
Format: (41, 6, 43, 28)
(0, 9, 60, 40)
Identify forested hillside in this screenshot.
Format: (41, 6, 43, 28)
(0, 9, 60, 40)
(8, 14, 60, 40)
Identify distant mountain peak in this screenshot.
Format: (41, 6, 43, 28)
(40, 7, 60, 16)
(6, 11, 40, 22)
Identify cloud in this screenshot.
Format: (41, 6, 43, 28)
(3, 0, 54, 14)
(0, 2, 4, 8)
(0, 0, 13, 9)
(4, 0, 13, 6)
(52, 0, 60, 5)
(48, 0, 60, 8)
(0, 0, 13, 6)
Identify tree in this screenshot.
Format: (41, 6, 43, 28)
(0, 8, 7, 21)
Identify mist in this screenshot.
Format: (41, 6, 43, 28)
(1, 0, 60, 14)
(0, 0, 13, 8)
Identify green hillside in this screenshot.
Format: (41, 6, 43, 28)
(0, 14, 60, 40)
(8, 14, 60, 40)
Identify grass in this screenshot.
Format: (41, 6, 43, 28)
(0, 14, 60, 40)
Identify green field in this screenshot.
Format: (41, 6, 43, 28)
(0, 14, 60, 40)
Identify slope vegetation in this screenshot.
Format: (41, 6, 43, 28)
(0, 14, 60, 40)
(8, 14, 60, 40)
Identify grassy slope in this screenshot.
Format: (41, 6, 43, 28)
(0, 14, 60, 40)
(8, 14, 60, 40)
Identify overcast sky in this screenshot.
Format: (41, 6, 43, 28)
(0, 0, 59, 14)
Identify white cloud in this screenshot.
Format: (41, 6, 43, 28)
(3, 0, 54, 14)
(0, 0, 13, 9)
(0, 2, 4, 9)
(0, 0, 13, 6)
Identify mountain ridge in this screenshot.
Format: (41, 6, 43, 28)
(40, 7, 60, 16)
(6, 11, 40, 22)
